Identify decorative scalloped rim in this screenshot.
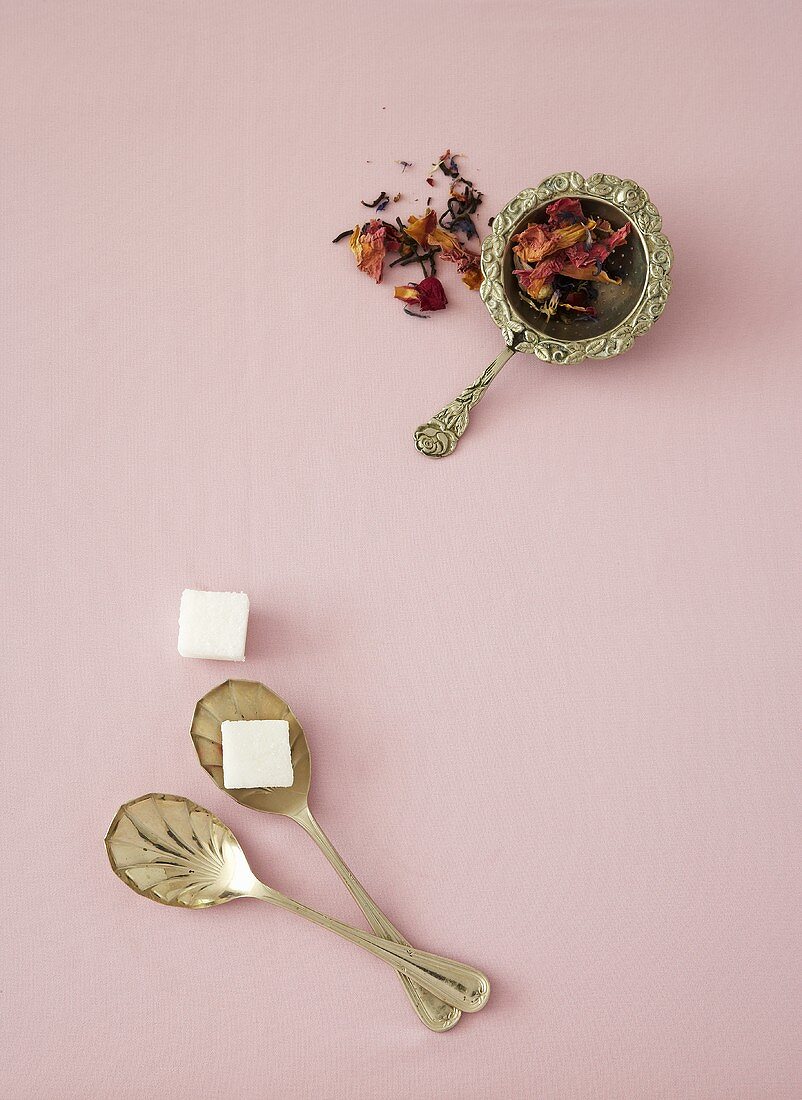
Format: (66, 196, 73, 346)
(480, 172, 673, 363)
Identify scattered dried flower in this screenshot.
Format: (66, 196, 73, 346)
(336, 151, 488, 313)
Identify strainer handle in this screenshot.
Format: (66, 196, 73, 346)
(414, 345, 515, 457)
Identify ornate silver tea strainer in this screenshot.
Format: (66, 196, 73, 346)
(414, 172, 673, 457)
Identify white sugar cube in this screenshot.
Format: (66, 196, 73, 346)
(177, 589, 249, 661)
(221, 719, 293, 788)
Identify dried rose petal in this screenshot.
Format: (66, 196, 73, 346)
(394, 276, 448, 312)
(511, 223, 553, 263)
(404, 209, 438, 247)
(348, 219, 398, 283)
(512, 219, 593, 263)
(440, 237, 482, 287)
(566, 222, 629, 269)
(546, 197, 585, 224)
(401, 211, 481, 289)
(513, 268, 553, 301)
(416, 276, 448, 311)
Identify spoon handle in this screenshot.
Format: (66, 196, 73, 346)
(294, 806, 461, 1032)
(253, 883, 490, 1014)
(414, 344, 515, 457)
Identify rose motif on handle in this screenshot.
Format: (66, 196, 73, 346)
(414, 424, 458, 457)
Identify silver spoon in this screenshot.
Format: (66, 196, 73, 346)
(189, 679, 472, 1031)
(106, 793, 490, 1015)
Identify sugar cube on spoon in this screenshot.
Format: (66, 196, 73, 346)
(178, 589, 249, 661)
(222, 719, 294, 788)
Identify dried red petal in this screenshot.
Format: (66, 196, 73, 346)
(566, 222, 629, 269)
(394, 276, 448, 312)
(512, 219, 592, 263)
(546, 197, 585, 224)
(514, 252, 566, 299)
(450, 246, 482, 289)
(511, 223, 553, 263)
(566, 290, 589, 306)
(416, 276, 448, 311)
(513, 268, 552, 300)
(532, 255, 567, 279)
(383, 224, 403, 253)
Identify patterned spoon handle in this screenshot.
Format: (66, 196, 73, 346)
(294, 805, 461, 1031)
(414, 345, 515, 457)
(253, 881, 490, 1013)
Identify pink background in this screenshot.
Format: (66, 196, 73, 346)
(2, 2, 800, 1097)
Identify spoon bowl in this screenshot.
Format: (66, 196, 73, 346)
(105, 792, 258, 908)
(190, 680, 310, 816)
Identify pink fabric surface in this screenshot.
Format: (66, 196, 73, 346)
(2, 2, 800, 1097)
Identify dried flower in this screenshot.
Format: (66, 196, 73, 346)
(511, 197, 630, 320)
(557, 264, 621, 284)
(394, 275, 448, 313)
(512, 219, 594, 263)
(565, 223, 629, 269)
(450, 245, 482, 289)
(348, 219, 401, 283)
(545, 197, 585, 224)
(404, 208, 438, 247)
(336, 150, 488, 311)
(403, 209, 482, 289)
